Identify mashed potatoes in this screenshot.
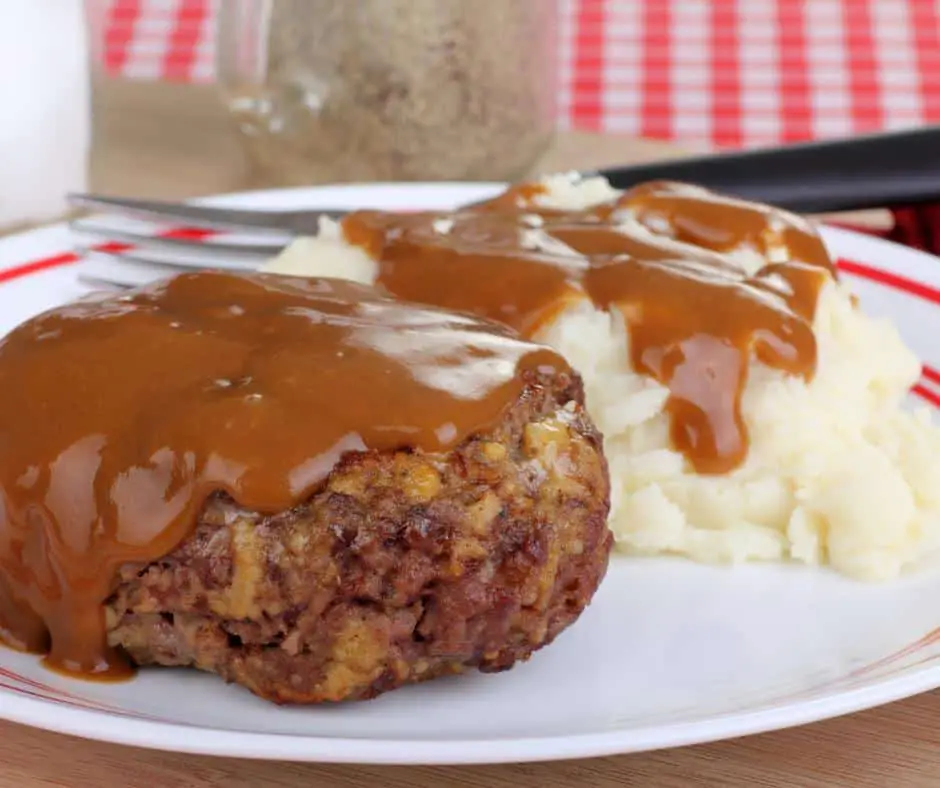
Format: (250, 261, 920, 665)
(264, 174, 940, 581)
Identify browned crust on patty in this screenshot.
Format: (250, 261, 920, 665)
(105, 369, 612, 704)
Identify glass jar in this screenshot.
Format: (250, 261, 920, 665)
(217, 0, 558, 186)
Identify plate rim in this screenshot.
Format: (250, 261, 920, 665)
(2, 663, 939, 765)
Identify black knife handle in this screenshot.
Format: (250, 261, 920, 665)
(596, 127, 940, 214)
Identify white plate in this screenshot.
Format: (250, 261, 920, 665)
(1, 183, 939, 766)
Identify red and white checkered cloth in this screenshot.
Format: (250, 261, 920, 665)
(97, 0, 940, 150)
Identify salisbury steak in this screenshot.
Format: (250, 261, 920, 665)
(105, 368, 610, 703)
(0, 271, 610, 703)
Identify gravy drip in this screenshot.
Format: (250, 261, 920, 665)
(0, 272, 568, 677)
(341, 179, 835, 474)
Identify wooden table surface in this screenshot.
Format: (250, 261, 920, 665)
(3, 80, 924, 787)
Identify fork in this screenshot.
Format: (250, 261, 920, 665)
(71, 126, 940, 288)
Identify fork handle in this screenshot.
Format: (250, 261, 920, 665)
(597, 127, 940, 214)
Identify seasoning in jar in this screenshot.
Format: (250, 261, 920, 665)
(217, 0, 558, 185)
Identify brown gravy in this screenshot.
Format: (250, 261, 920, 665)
(340, 179, 835, 475)
(0, 272, 568, 677)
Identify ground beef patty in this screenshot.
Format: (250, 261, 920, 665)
(105, 368, 611, 704)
